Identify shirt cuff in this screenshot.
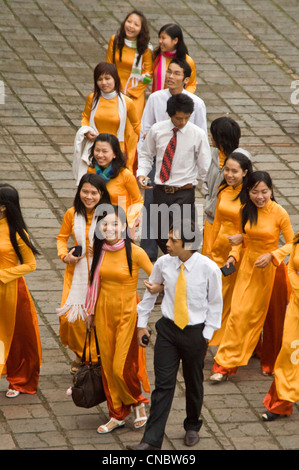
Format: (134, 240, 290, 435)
(203, 325, 216, 340)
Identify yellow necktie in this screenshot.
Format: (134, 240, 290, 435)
(174, 264, 189, 329)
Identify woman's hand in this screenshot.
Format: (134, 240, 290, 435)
(86, 315, 95, 331)
(63, 248, 85, 265)
(225, 256, 236, 268)
(144, 280, 164, 294)
(254, 253, 273, 268)
(85, 131, 97, 142)
(227, 233, 243, 246)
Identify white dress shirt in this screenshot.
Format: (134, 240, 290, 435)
(137, 119, 211, 189)
(137, 252, 223, 340)
(137, 88, 208, 154)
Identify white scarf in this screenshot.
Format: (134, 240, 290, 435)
(72, 125, 98, 185)
(90, 91, 127, 143)
(56, 212, 97, 322)
(123, 39, 152, 94)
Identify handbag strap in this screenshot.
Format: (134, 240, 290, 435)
(81, 327, 101, 364)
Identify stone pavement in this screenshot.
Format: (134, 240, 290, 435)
(0, 0, 299, 452)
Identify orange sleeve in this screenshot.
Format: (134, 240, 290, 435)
(125, 97, 141, 136)
(81, 93, 94, 127)
(271, 209, 294, 266)
(0, 235, 36, 284)
(56, 208, 74, 261)
(123, 170, 143, 226)
(106, 35, 114, 63)
(185, 55, 197, 94)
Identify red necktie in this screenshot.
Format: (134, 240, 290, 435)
(159, 127, 179, 183)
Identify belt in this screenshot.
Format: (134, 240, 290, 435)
(156, 184, 194, 194)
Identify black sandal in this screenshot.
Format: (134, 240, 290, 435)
(261, 410, 287, 422)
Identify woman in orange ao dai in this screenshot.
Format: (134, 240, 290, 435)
(0, 184, 42, 398)
(106, 10, 153, 120)
(262, 232, 299, 421)
(210, 171, 294, 382)
(85, 205, 153, 434)
(56, 174, 110, 374)
(87, 133, 143, 235)
(81, 62, 140, 172)
(206, 152, 253, 347)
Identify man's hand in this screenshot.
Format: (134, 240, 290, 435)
(138, 175, 153, 190)
(137, 328, 151, 348)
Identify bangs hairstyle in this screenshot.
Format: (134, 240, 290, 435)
(113, 10, 150, 65)
(166, 93, 194, 117)
(169, 218, 202, 252)
(168, 58, 191, 79)
(0, 183, 40, 263)
(92, 62, 121, 108)
(218, 152, 253, 204)
(210, 117, 241, 157)
(241, 171, 275, 232)
(153, 23, 188, 61)
(89, 133, 127, 177)
(90, 204, 133, 283)
(74, 173, 111, 220)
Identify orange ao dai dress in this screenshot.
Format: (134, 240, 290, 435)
(93, 243, 153, 420)
(0, 217, 42, 393)
(106, 35, 153, 120)
(56, 207, 97, 359)
(81, 92, 140, 172)
(87, 167, 143, 230)
(263, 238, 299, 415)
(213, 200, 294, 375)
(207, 184, 244, 346)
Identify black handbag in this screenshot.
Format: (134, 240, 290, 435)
(71, 327, 106, 408)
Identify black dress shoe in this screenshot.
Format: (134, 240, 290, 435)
(184, 430, 199, 447)
(127, 442, 160, 450)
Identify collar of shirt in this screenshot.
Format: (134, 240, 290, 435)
(174, 253, 197, 272)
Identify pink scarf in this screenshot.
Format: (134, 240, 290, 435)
(153, 50, 177, 91)
(85, 239, 125, 315)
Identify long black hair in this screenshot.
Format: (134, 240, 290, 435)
(89, 133, 127, 177)
(73, 173, 111, 221)
(0, 184, 40, 263)
(153, 24, 189, 61)
(113, 10, 150, 65)
(89, 205, 133, 284)
(218, 152, 253, 204)
(241, 171, 275, 233)
(210, 117, 241, 157)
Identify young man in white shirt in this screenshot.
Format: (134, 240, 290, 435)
(138, 59, 208, 262)
(137, 93, 211, 253)
(127, 220, 222, 450)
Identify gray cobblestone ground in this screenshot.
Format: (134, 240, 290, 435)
(0, 0, 299, 451)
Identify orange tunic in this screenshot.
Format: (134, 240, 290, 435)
(202, 149, 226, 256)
(87, 167, 143, 228)
(0, 218, 42, 393)
(81, 93, 141, 172)
(94, 244, 153, 420)
(214, 200, 294, 372)
(263, 240, 299, 414)
(207, 185, 243, 346)
(106, 35, 153, 120)
(152, 53, 197, 93)
(56, 207, 97, 359)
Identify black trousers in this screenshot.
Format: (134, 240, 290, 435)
(152, 185, 195, 254)
(142, 317, 208, 449)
